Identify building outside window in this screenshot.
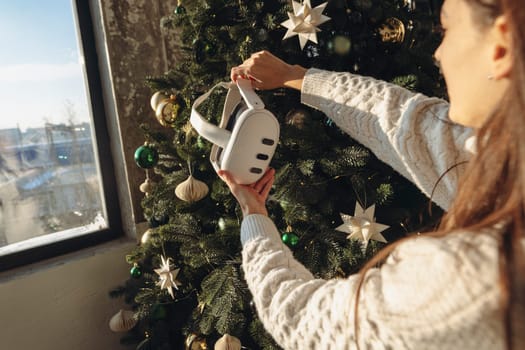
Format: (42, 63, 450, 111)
(0, 0, 121, 270)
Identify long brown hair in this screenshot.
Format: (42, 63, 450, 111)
(355, 0, 525, 348)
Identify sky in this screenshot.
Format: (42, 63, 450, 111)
(0, 0, 89, 130)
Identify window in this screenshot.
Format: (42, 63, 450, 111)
(0, 0, 121, 271)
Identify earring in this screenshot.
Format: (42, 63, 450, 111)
(487, 75, 494, 80)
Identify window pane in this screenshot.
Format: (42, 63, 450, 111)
(0, 1, 108, 256)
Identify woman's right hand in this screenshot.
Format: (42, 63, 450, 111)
(218, 168, 275, 218)
(230, 50, 307, 91)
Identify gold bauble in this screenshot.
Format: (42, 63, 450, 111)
(378, 17, 405, 43)
(285, 109, 309, 129)
(150, 91, 169, 111)
(175, 175, 209, 203)
(214, 334, 241, 350)
(185, 333, 208, 350)
(155, 99, 180, 127)
(109, 309, 137, 332)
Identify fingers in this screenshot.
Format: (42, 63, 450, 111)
(230, 66, 247, 82)
(230, 50, 273, 84)
(252, 168, 275, 193)
(231, 65, 258, 80)
(217, 170, 238, 192)
(218, 168, 273, 218)
(259, 171, 274, 199)
(219, 168, 274, 200)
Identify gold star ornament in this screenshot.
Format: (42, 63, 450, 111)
(281, 0, 331, 50)
(154, 255, 181, 299)
(336, 202, 389, 248)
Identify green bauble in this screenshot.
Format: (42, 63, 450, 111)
(134, 145, 159, 169)
(282, 232, 299, 246)
(174, 5, 186, 14)
(130, 264, 142, 278)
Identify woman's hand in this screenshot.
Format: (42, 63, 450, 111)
(218, 168, 275, 218)
(230, 51, 307, 91)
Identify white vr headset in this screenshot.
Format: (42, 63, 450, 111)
(190, 78, 279, 184)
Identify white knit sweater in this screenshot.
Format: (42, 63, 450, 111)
(240, 69, 504, 349)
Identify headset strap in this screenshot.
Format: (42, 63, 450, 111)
(237, 78, 265, 110)
(190, 82, 232, 148)
(190, 79, 264, 148)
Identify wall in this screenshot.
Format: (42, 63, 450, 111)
(0, 241, 135, 350)
(96, 0, 181, 224)
(0, 0, 179, 349)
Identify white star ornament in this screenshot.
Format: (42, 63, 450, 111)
(281, 0, 331, 50)
(336, 203, 389, 249)
(154, 255, 182, 299)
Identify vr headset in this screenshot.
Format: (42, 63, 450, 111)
(190, 78, 279, 184)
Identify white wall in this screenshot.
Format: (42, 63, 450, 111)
(0, 241, 135, 350)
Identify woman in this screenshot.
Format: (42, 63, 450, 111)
(219, 0, 525, 348)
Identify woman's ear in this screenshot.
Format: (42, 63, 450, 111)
(491, 15, 513, 79)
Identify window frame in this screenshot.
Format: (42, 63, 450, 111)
(0, 0, 122, 271)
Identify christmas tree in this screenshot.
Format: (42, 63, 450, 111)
(110, 0, 444, 348)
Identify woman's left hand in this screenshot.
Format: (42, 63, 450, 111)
(218, 168, 275, 217)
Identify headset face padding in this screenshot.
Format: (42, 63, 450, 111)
(190, 79, 279, 184)
(225, 101, 246, 132)
(216, 101, 246, 167)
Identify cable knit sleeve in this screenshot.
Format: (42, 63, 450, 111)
(241, 215, 502, 350)
(301, 69, 475, 210)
